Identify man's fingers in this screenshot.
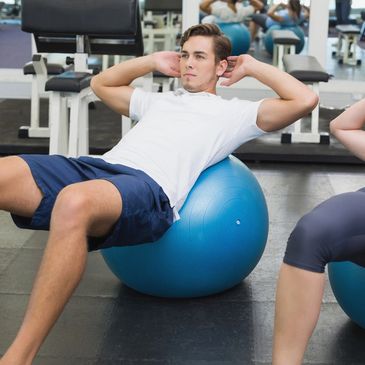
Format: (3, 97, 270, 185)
(222, 72, 232, 78)
(220, 80, 233, 87)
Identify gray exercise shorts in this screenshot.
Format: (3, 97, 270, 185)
(284, 188, 365, 273)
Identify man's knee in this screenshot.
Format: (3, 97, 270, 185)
(51, 185, 93, 230)
(283, 213, 333, 273)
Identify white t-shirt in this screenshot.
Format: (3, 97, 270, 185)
(101, 88, 265, 218)
(202, 1, 255, 23)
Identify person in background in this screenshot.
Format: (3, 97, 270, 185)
(249, 0, 309, 41)
(336, 0, 352, 25)
(200, 0, 264, 24)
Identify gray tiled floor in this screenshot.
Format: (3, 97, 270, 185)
(1, 162, 365, 364)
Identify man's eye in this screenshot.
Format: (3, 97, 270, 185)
(181, 54, 188, 58)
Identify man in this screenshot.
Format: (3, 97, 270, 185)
(273, 97, 365, 365)
(0, 23, 317, 364)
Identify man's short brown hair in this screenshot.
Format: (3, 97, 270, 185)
(180, 24, 231, 63)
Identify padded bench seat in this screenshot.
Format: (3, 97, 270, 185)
(272, 29, 300, 45)
(282, 54, 330, 83)
(336, 24, 361, 34)
(45, 71, 92, 92)
(24, 62, 66, 75)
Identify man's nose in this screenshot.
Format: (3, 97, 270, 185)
(185, 56, 193, 68)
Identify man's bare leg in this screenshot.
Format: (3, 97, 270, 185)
(0, 156, 43, 216)
(272, 263, 325, 365)
(0, 179, 122, 365)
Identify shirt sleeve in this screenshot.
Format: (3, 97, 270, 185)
(237, 99, 266, 138)
(229, 98, 267, 148)
(206, 98, 266, 167)
(129, 87, 157, 121)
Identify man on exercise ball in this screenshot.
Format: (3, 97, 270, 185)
(0, 23, 317, 364)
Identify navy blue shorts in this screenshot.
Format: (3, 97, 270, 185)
(12, 155, 174, 251)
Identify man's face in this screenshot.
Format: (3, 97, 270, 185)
(180, 36, 226, 93)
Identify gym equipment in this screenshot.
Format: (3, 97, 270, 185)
(332, 25, 362, 66)
(140, 0, 181, 94)
(264, 25, 305, 56)
(21, 0, 144, 157)
(102, 155, 269, 298)
(0, 0, 20, 19)
(271, 29, 300, 70)
(328, 261, 365, 329)
(142, 0, 182, 54)
(281, 54, 331, 145)
(19, 56, 69, 139)
(217, 22, 251, 56)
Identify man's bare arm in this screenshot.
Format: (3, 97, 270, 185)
(91, 52, 181, 116)
(221, 55, 318, 132)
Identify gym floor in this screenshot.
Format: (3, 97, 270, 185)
(1, 162, 365, 364)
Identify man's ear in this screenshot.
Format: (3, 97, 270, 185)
(217, 59, 228, 76)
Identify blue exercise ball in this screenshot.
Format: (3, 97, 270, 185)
(102, 156, 269, 298)
(328, 261, 365, 329)
(264, 25, 305, 55)
(218, 22, 251, 55)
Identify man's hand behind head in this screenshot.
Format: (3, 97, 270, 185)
(152, 51, 181, 78)
(220, 54, 257, 87)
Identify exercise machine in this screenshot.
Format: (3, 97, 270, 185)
(21, 0, 143, 156)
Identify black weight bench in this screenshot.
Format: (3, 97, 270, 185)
(21, 0, 143, 157)
(272, 29, 300, 70)
(281, 54, 331, 144)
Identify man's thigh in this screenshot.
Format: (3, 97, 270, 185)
(0, 156, 43, 216)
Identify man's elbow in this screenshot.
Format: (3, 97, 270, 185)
(303, 92, 319, 114)
(329, 120, 340, 138)
(90, 76, 99, 94)
(90, 76, 104, 98)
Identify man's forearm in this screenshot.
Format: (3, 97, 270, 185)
(92, 54, 156, 89)
(247, 59, 312, 103)
(242, 56, 318, 132)
(330, 99, 365, 131)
